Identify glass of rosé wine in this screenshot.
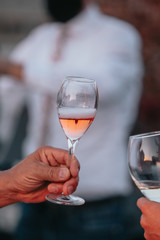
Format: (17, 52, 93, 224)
(46, 76, 98, 205)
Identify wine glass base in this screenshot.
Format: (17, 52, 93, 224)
(46, 194, 85, 206)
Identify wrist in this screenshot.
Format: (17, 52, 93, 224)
(0, 170, 18, 207)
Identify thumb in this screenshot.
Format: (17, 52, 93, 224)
(38, 164, 71, 182)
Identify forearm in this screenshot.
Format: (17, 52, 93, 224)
(0, 170, 18, 207)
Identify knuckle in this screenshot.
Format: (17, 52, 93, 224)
(140, 215, 146, 229)
(140, 203, 149, 214)
(48, 167, 56, 180)
(144, 232, 148, 240)
(144, 232, 153, 240)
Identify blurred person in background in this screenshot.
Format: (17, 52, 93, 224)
(137, 197, 160, 240)
(0, 0, 144, 239)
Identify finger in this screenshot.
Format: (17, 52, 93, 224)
(70, 157, 80, 177)
(144, 232, 158, 240)
(47, 182, 64, 194)
(137, 197, 150, 210)
(62, 177, 79, 195)
(49, 147, 69, 165)
(18, 187, 51, 204)
(140, 214, 146, 229)
(38, 146, 69, 166)
(144, 232, 150, 240)
(37, 164, 70, 182)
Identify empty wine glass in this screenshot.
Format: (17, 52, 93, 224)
(128, 131, 160, 202)
(46, 76, 98, 205)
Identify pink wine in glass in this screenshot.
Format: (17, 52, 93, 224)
(58, 108, 96, 141)
(46, 76, 98, 206)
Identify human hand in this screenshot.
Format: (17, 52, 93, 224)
(0, 146, 79, 207)
(0, 58, 8, 75)
(137, 197, 160, 240)
(0, 58, 23, 79)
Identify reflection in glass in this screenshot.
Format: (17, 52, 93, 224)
(128, 131, 160, 202)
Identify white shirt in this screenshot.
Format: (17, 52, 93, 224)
(0, 4, 144, 200)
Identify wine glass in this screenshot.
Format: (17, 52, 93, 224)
(128, 131, 160, 202)
(46, 76, 98, 205)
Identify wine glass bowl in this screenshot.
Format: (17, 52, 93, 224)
(46, 76, 98, 205)
(128, 131, 160, 202)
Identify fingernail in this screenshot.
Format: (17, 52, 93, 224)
(59, 168, 68, 179)
(68, 186, 74, 195)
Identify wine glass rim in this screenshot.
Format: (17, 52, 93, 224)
(65, 76, 96, 83)
(130, 131, 160, 139)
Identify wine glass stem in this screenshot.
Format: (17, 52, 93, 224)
(67, 139, 78, 164)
